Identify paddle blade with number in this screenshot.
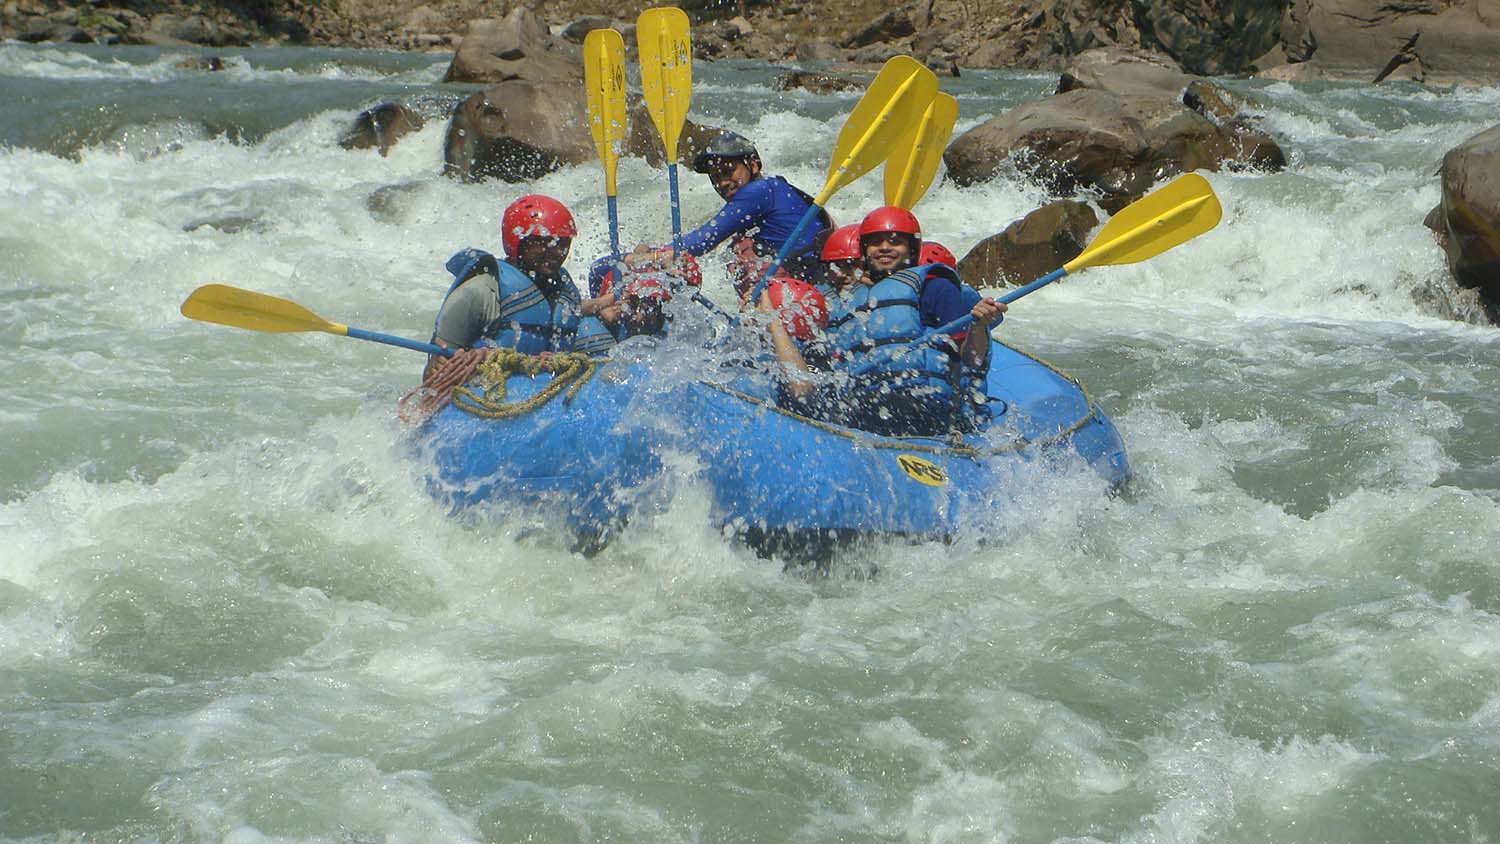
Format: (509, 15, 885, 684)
(637, 6, 692, 247)
(883, 92, 958, 210)
(181, 284, 449, 357)
(584, 27, 628, 255)
(583, 28, 627, 196)
(637, 7, 692, 164)
(816, 55, 940, 205)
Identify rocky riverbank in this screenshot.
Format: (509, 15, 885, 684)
(7, 0, 1500, 87)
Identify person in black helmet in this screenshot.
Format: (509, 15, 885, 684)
(626, 130, 830, 303)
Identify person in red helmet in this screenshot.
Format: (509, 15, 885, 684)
(623, 130, 831, 303)
(602, 273, 675, 339)
(426, 194, 617, 374)
(758, 206, 1005, 437)
(919, 240, 958, 269)
(815, 223, 864, 294)
(764, 275, 829, 341)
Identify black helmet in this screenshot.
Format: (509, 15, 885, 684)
(691, 131, 760, 173)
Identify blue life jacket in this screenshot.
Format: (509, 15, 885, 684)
(821, 263, 972, 403)
(572, 316, 618, 357)
(441, 248, 581, 355)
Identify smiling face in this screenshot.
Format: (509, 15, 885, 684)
(516, 235, 572, 278)
(704, 157, 760, 201)
(861, 231, 914, 276)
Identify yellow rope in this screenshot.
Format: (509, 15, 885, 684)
(450, 349, 602, 419)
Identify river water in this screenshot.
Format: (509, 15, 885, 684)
(3, 42, 1500, 842)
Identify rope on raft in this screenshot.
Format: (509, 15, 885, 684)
(399, 347, 602, 424)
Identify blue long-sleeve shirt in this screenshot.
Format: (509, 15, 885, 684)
(919, 272, 982, 337)
(680, 175, 819, 257)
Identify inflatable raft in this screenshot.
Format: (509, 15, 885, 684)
(418, 336, 1129, 556)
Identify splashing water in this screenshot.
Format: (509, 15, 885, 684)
(4, 42, 1500, 842)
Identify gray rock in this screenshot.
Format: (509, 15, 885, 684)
(1138, 0, 1282, 75)
(340, 103, 425, 157)
(1265, 0, 1500, 85)
(793, 38, 841, 62)
(848, 42, 902, 65)
(944, 89, 1284, 204)
(1056, 48, 1192, 99)
(1181, 79, 1250, 125)
(444, 8, 582, 85)
(772, 70, 861, 94)
(559, 16, 613, 43)
(366, 182, 428, 224)
(1434, 123, 1500, 298)
(840, 9, 914, 49)
(442, 79, 716, 183)
(184, 216, 265, 235)
(18, 17, 91, 43)
(958, 201, 1099, 288)
(443, 80, 592, 183)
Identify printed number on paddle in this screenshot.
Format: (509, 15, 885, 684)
(896, 454, 948, 487)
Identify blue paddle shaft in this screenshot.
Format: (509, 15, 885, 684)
(999, 266, 1067, 305)
(667, 163, 683, 252)
(606, 194, 621, 257)
(847, 267, 1069, 376)
(745, 204, 821, 306)
(346, 326, 453, 357)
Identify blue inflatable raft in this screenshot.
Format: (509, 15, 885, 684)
(418, 336, 1129, 556)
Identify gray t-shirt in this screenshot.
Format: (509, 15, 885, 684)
(432, 273, 502, 349)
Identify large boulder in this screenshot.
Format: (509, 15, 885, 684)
(443, 80, 718, 183)
(1056, 48, 1194, 99)
(339, 103, 425, 158)
(957, 201, 1099, 288)
(444, 81, 592, 183)
(1265, 0, 1500, 85)
(840, 9, 915, 49)
(1433, 123, 1500, 300)
(1138, 0, 1284, 75)
(944, 89, 1284, 206)
(1059, 50, 1271, 127)
(444, 7, 581, 85)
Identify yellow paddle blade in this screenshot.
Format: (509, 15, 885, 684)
(180, 284, 348, 336)
(637, 7, 692, 164)
(883, 92, 958, 209)
(1064, 172, 1223, 272)
(817, 55, 939, 206)
(583, 28, 627, 196)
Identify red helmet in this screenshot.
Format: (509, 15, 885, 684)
(767, 276, 829, 341)
(501, 194, 577, 259)
(621, 275, 671, 303)
(919, 241, 957, 268)
(820, 224, 861, 262)
(859, 206, 920, 239)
